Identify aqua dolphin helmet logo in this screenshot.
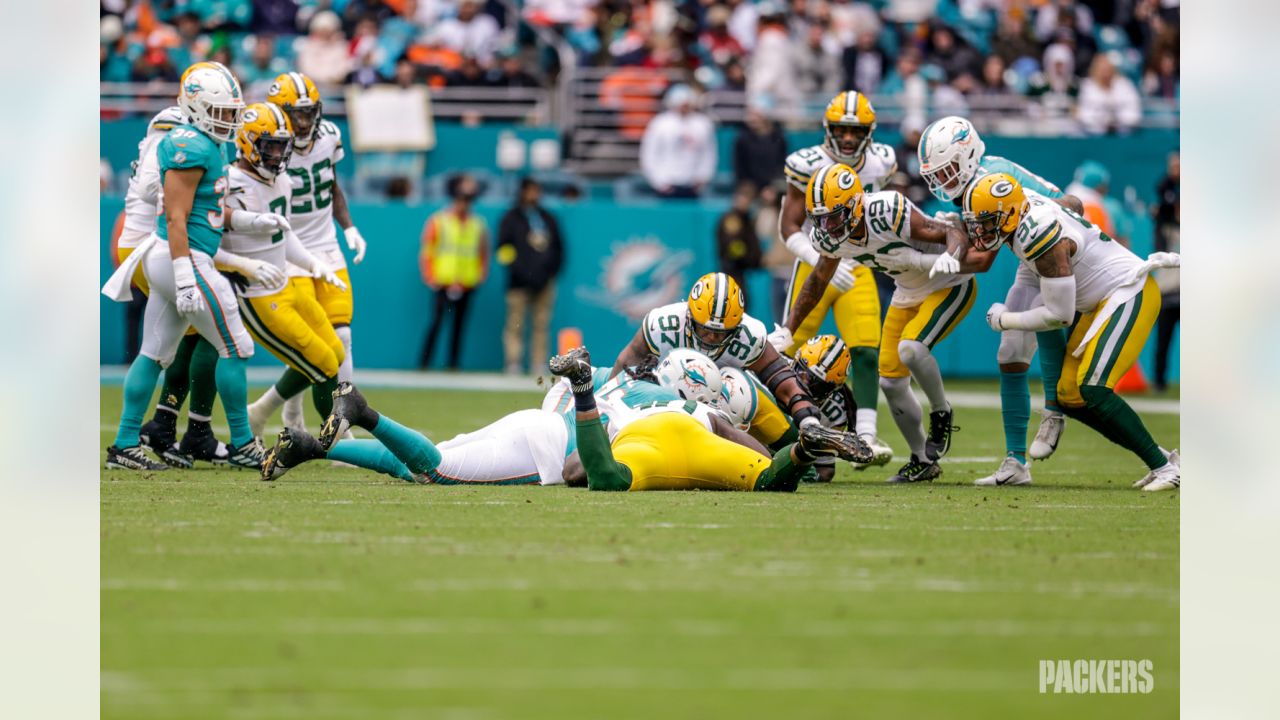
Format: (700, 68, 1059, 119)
(183, 80, 203, 95)
(952, 126, 971, 143)
(683, 363, 709, 387)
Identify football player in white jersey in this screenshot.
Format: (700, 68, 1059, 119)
(611, 273, 865, 451)
(256, 72, 367, 433)
(220, 103, 351, 439)
(791, 163, 983, 483)
(918, 116, 1083, 486)
(954, 174, 1180, 490)
(772, 91, 896, 467)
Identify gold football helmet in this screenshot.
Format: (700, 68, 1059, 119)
(806, 163, 865, 249)
(822, 91, 878, 164)
(961, 173, 1027, 251)
(235, 102, 294, 180)
(793, 334, 851, 400)
(686, 272, 746, 356)
(267, 72, 323, 150)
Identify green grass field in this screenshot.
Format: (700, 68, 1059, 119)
(101, 381, 1179, 719)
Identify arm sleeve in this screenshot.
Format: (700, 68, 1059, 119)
(999, 275, 1075, 330)
(575, 416, 633, 491)
(283, 229, 320, 270)
(784, 230, 822, 266)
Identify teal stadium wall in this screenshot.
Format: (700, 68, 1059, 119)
(100, 121, 1178, 381)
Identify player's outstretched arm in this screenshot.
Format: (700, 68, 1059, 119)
(988, 244, 1075, 332)
(784, 255, 839, 333)
(749, 344, 822, 427)
(610, 329, 653, 379)
(708, 414, 770, 456)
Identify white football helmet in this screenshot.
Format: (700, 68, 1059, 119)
(655, 349, 723, 407)
(717, 367, 758, 431)
(918, 116, 986, 201)
(178, 65, 245, 143)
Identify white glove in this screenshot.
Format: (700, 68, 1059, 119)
(172, 256, 204, 315)
(311, 261, 348, 292)
(1122, 251, 1180, 285)
(235, 210, 291, 234)
(783, 230, 821, 267)
(344, 226, 367, 264)
(245, 260, 287, 291)
(768, 323, 794, 354)
(933, 210, 963, 229)
(929, 251, 960, 278)
(986, 302, 1008, 332)
(830, 262, 855, 292)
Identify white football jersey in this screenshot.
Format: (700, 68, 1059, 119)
(784, 141, 898, 273)
(285, 119, 345, 274)
(221, 165, 294, 298)
(1012, 192, 1143, 311)
(121, 106, 188, 240)
(606, 399, 722, 439)
(810, 190, 972, 307)
(640, 301, 769, 368)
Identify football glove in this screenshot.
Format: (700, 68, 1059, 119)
(986, 302, 1008, 332)
(311, 261, 348, 292)
(929, 251, 961, 278)
(344, 226, 367, 265)
(830, 262, 855, 292)
(172, 256, 204, 315)
(767, 323, 794, 354)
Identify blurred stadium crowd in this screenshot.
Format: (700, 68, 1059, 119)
(102, 0, 1178, 134)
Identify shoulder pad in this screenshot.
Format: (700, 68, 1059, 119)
(736, 314, 768, 364)
(148, 106, 187, 135)
(784, 145, 829, 188)
(1017, 212, 1064, 261)
(864, 191, 908, 237)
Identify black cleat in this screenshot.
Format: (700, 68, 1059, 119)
(105, 445, 169, 471)
(179, 423, 229, 465)
(798, 423, 875, 464)
(887, 455, 942, 484)
(925, 408, 958, 460)
(319, 382, 376, 451)
(261, 428, 327, 481)
(140, 416, 191, 468)
(548, 346, 594, 386)
(225, 437, 266, 470)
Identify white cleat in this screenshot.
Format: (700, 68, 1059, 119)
(1135, 449, 1180, 490)
(852, 434, 894, 470)
(247, 396, 272, 439)
(1141, 463, 1180, 492)
(975, 456, 1032, 486)
(281, 393, 306, 433)
(1029, 411, 1066, 460)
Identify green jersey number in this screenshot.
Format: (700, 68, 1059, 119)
(288, 158, 334, 214)
(268, 196, 288, 243)
(724, 324, 756, 363)
(656, 313, 681, 349)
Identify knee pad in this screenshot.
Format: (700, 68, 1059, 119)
(897, 339, 929, 367)
(997, 330, 1037, 365)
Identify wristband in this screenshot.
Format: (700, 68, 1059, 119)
(172, 255, 195, 287)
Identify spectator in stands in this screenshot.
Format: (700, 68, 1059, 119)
(700, 5, 747, 68)
(893, 121, 931, 208)
(928, 24, 982, 81)
(1142, 49, 1179, 100)
(130, 38, 180, 83)
(722, 59, 748, 91)
(793, 24, 841, 98)
(746, 5, 799, 109)
(715, 183, 763, 289)
(435, 0, 501, 64)
(976, 55, 1012, 95)
(1152, 151, 1179, 391)
(169, 12, 210, 70)
(639, 85, 717, 199)
(882, 48, 929, 131)
(419, 174, 490, 370)
(1035, 0, 1095, 44)
(491, 48, 541, 88)
(297, 10, 353, 85)
(1065, 160, 1117, 238)
(237, 35, 289, 89)
(498, 178, 564, 375)
(733, 102, 787, 193)
(726, 0, 759, 52)
(1077, 54, 1142, 135)
(347, 17, 388, 86)
(842, 31, 887, 96)
(446, 54, 490, 87)
(992, 12, 1041, 67)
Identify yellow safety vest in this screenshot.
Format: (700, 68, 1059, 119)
(427, 211, 484, 287)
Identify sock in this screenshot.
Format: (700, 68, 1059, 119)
(326, 439, 414, 482)
(115, 357, 164, 448)
(185, 416, 213, 441)
(335, 325, 354, 383)
(754, 447, 804, 492)
(312, 376, 339, 419)
(1036, 329, 1067, 413)
(153, 334, 198, 418)
(369, 415, 439, 475)
(276, 368, 312, 400)
(999, 369, 1030, 463)
(215, 356, 252, 447)
(854, 408, 877, 438)
(849, 346, 879, 431)
(254, 385, 286, 415)
(1077, 385, 1168, 470)
(880, 376, 926, 459)
(899, 340, 948, 411)
(151, 405, 179, 433)
(187, 337, 220, 419)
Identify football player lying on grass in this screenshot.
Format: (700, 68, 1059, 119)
(550, 346, 873, 492)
